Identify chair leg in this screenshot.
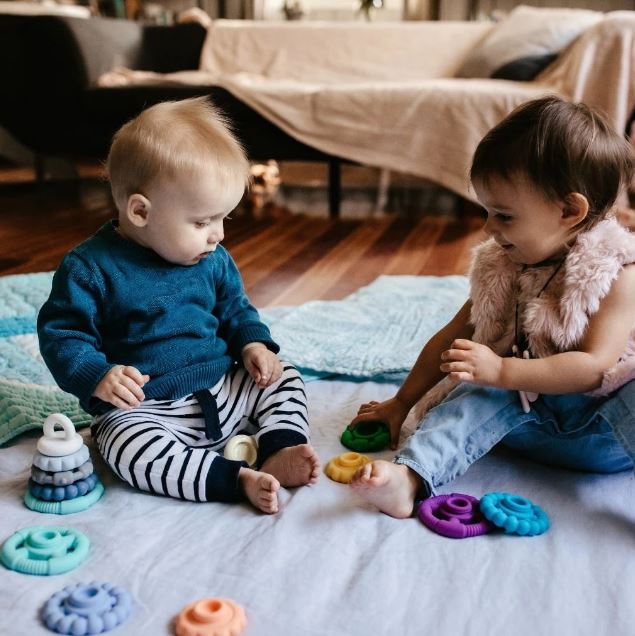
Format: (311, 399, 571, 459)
(374, 168, 391, 215)
(328, 159, 341, 219)
(34, 153, 46, 183)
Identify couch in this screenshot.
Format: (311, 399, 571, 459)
(2, 11, 634, 213)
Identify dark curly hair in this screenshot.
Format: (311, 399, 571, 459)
(470, 95, 634, 229)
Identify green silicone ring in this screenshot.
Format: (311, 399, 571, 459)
(1, 526, 89, 575)
(24, 480, 104, 515)
(341, 420, 390, 452)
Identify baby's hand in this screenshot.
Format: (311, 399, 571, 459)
(440, 339, 503, 386)
(93, 365, 150, 410)
(242, 343, 282, 388)
(349, 396, 410, 450)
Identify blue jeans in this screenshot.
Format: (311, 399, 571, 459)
(395, 380, 635, 497)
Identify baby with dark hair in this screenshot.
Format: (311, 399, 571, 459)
(350, 96, 635, 517)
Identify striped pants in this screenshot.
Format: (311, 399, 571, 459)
(91, 364, 309, 502)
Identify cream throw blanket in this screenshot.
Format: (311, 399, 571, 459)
(99, 13, 635, 202)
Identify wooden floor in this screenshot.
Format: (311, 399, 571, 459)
(0, 174, 486, 306)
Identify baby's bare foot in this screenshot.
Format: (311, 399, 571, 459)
(239, 468, 280, 514)
(260, 444, 320, 487)
(350, 460, 419, 519)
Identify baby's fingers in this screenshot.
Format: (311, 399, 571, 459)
(448, 371, 474, 383)
(120, 375, 146, 403)
(349, 411, 380, 429)
(440, 361, 472, 374)
(451, 339, 476, 350)
(248, 365, 262, 385)
(258, 356, 273, 386)
(122, 366, 150, 386)
(112, 383, 142, 409)
(441, 347, 470, 361)
(357, 401, 379, 415)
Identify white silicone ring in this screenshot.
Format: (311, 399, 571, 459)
(36, 414, 84, 457)
(223, 435, 258, 467)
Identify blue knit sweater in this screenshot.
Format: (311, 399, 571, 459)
(37, 221, 279, 415)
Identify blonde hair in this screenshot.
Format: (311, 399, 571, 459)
(106, 97, 250, 213)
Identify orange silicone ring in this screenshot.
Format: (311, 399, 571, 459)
(176, 598, 247, 636)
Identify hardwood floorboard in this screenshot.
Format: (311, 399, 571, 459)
(267, 218, 395, 305)
(245, 219, 360, 307)
(0, 176, 486, 306)
(384, 217, 446, 275)
(321, 217, 420, 300)
(239, 217, 334, 291)
(421, 215, 485, 276)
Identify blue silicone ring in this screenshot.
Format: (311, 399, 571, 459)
(42, 581, 132, 634)
(1, 526, 89, 576)
(480, 492, 549, 536)
(25, 480, 104, 515)
(29, 473, 98, 502)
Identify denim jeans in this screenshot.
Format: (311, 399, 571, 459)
(395, 380, 635, 497)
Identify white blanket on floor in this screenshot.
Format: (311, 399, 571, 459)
(1, 379, 634, 635)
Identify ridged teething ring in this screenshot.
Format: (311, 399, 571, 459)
(42, 581, 133, 634)
(37, 414, 83, 457)
(480, 492, 549, 536)
(417, 493, 495, 539)
(324, 452, 370, 484)
(176, 598, 247, 636)
(341, 420, 390, 452)
(1, 526, 89, 575)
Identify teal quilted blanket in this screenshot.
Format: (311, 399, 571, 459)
(0, 272, 468, 445)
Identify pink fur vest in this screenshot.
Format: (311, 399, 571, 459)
(415, 217, 635, 419)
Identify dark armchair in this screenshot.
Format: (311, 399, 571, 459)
(0, 14, 346, 215)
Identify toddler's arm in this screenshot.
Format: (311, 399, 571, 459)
(351, 300, 473, 448)
(442, 265, 635, 394)
(37, 254, 115, 410)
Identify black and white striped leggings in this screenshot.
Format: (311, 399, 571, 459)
(91, 364, 309, 503)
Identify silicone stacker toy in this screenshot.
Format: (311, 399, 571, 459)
(176, 598, 247, 636)
(417, 493, 495, 539)
(223, 435, 258, 467)
(480, 492, 549, 536)
(37, 414, 84, 457)
(341, 420, 390, 453)
(324, 452, 370, 484)
(42, 582, 132, 635)
(1, 526, 89, 576)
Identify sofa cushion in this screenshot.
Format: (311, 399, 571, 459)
(456, 5, 603, 81)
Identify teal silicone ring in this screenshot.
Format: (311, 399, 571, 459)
(1, 526, 89, 575)
(24, 480, 104, 515)
(341, 420, 390, 452)
(480, 492, 549, 536)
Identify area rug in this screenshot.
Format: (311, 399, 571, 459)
(0, 272, 468, 445)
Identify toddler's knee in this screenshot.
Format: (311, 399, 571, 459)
(280, 362, 303, 383)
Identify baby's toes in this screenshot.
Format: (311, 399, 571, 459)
(259, 491, 278, 514)
(261, 473, 280, 493)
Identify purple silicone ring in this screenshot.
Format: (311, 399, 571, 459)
(417, 493, 495, 539)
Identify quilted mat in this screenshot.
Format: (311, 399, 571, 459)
(0, 272, 468, 444)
